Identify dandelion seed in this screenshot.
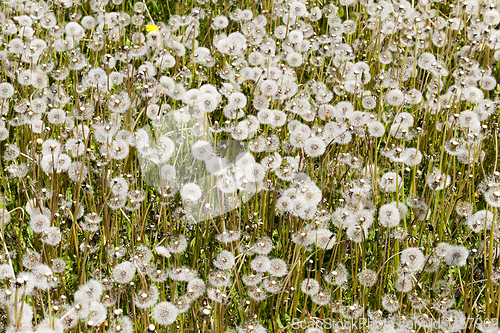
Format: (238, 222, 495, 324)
(180, 183, 202, 203)
(477, 318, 499, 333)
(169, 267, 197, 282)
(268, 258, 287, 277)
(29, 214, 50, 233)
(41, 227, 62, 246)
(379, 172, 402, 192)
(169, 236, 188, 254)
(311, 229, 335, 250)
(152, 302, 179, 326)
(207, 288, 227, 303)
(250, 256, 271, 273)
(426, 168, 450, 191)
(0, 264, 13, 279)
(214, 250, 235, 270)
(262, 278, 282, 294)
(385, 89, 405, 106)
(112, 261, 136, 284)
(134, 285, 159, 309)
(237, 321, 267, 333)
(484, 188, 500, 207)
(260, 80, 279, 97)
(324, 263, 348, 286)
(248, 286, 267, 301)
(51, 258, 66, 274)
(357, 269, 377, 287)
(0, 82, 15, 99)
(440, 310, 466, 332)
(186, 278, 206, 299)
(379, 203, 401, 228)
(382, 294, 400, 312)
(0, 208, 11, 228)
(394, 274, 413, 293)
(444, 245, 469, 266)
(212, 15, 229, 30)
(300, 278, 320, 296)
(400, 247, 425, 272)
(303, 137, 326, 157)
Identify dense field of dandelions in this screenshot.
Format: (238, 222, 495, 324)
(2, 0, 500, 331)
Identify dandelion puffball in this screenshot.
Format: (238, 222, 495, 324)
(152, 301, 179, 326)
(180, 183, 202, 203)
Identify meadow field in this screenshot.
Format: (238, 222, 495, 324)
(0, 0, 500, 331)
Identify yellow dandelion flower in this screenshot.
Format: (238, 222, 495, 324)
(146, 25, 159, 32)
